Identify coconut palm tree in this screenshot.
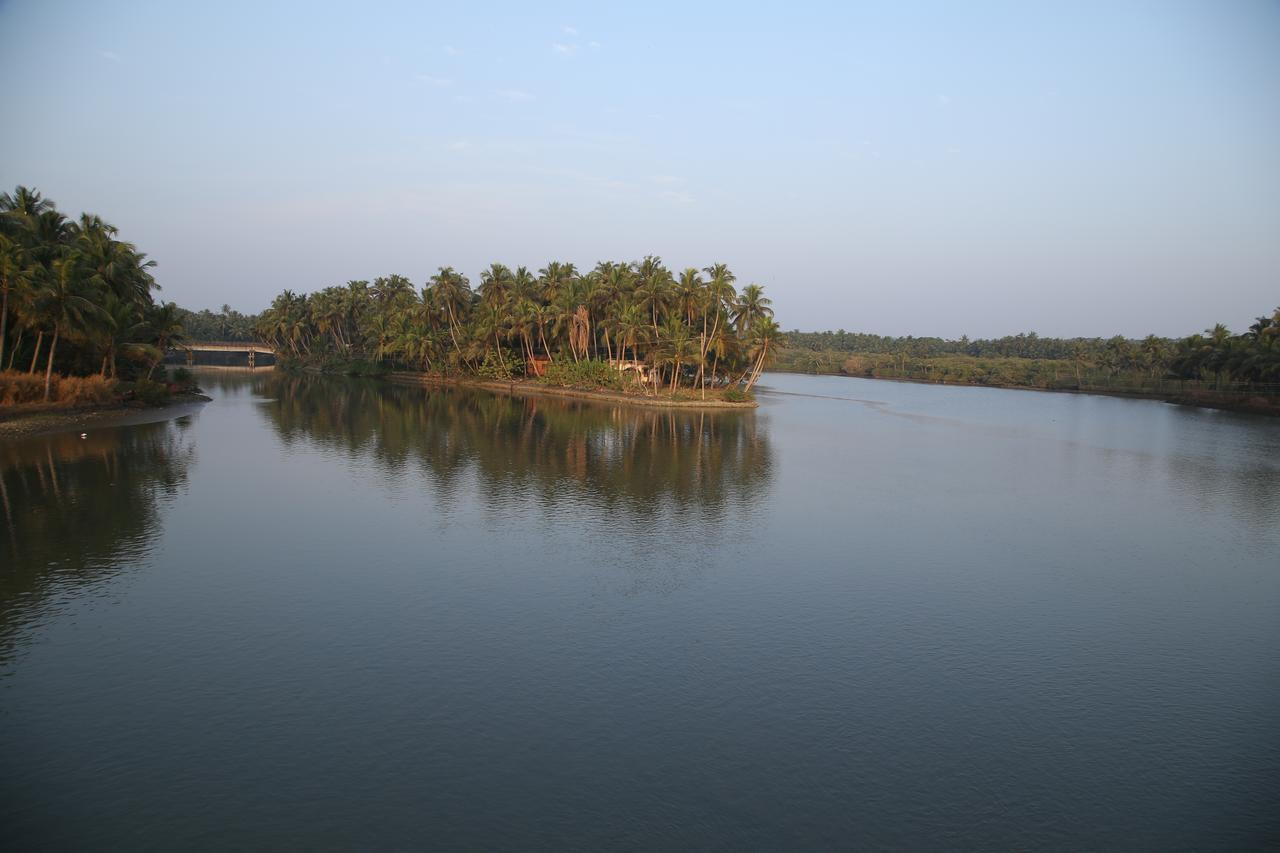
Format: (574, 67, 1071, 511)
(733, 283, 773, 331)
(0, 234, 34, 370)
(36, 254, 105, 399)
(743, 316, 783, 392)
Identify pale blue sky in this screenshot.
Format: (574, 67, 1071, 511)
(1, 0, 1277, 336)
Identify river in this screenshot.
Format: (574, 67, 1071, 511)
(2, 370, 1277, 850)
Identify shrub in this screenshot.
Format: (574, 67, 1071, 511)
(0, 371, 120, 406)
(131, 378, 171, 406)
(56, 375, 117, 405)
(539, 359, 626, 391)
(171, 367, 196, 389)
(475, 352, 515, 380)
(722, 387, 752, 403)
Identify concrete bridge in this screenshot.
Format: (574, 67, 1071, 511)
(175, 341, 276, 367)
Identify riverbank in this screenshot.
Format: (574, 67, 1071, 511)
(769, 368, 1280, 416)
(386, 372, 758, 409)
(0, 392, 212, 439)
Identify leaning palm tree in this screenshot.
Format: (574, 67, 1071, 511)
(428, 267, 472, 361)
(743, 316, 783, 392)
(143, 302, 186, 379)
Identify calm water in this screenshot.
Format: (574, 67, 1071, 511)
(2, 371, 1278, 850)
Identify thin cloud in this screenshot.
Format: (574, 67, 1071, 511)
(99, 50, 121, 62)
(659, 190, 695, 205)
(443, 45, 463, 56)
(448, 140, 469, 151)
(495, 88, 535, 102)
(415, 75, 454, 87)
(562, 26, 579, 36)
(588, 41, 601, 50)
(552, 43, 575, 55)
(936, 93, 952, 106)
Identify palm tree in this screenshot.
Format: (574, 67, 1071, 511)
(429, 267, 472, 363)
(633, 256, 673, 340)
(743, 316, 783, 392)
(733, 283, 773, 331)
(143, 302, 185, 379)
(478, 263, 514, 362)
(0, 234, 33, 370)
(36, 254, 105, 399)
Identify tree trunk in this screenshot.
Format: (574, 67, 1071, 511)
(0, 284, 8, 371)
(7, 328, 22, 370)
(30, 330, 44, 373)
(43, 324, 60, 402)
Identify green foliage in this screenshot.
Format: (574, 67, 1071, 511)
(130, 378, 171, 406)
(174, 304, 258, 342)
(774, 308, 1280, 395)
(539, 359, 626, 390)
(722, 387, 752, 402)
(475, 352, 515, 380)
(170, 367, 197, 390)
(0, 185, 176, 397)
(252, 257, 781, 393)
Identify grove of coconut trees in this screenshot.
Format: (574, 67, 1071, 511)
(1, 186, 183, 401)
(254, 258, 782, 396)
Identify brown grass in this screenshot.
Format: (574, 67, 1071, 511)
(0, 370, 118, 407)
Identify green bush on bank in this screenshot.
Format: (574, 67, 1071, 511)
(538, 359, 627, 391)
(475, 353, 515, 380)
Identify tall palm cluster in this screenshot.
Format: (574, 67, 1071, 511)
(1169, 311, 1280, 386)
(255, 257, 782, 392)
(0, 186, 180, 400)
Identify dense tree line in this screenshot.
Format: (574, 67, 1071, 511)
(781, 312, 1280, 389)
(1167, 315, 1280, 385)
(254, 259, 782, 396)
(175, 304, 258, 342)
(0, 186, 181, 400)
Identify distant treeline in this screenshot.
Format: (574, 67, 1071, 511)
(777, 312, 1280, 393)
(176, 304, 258, 342)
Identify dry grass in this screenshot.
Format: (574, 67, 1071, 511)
(0, 370, 118, 407)
(56, 374, 117, 405)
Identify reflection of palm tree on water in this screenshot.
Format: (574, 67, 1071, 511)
(255, 372, 774, 516)
(0, 421, 195, 658)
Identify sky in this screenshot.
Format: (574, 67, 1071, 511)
(1, 0, 1277, 338)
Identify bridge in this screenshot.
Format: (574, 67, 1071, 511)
(175, 341, 276, 368)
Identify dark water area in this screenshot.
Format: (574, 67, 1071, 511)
(2, 370, 1278, 850)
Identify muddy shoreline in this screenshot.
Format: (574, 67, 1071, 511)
(0, 393, 212, 440)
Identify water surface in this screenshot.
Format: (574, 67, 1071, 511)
(2, 371, 1277, 850)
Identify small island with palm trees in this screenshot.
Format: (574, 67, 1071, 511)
(253, 259, 784, 406)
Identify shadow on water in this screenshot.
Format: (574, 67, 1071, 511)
(253, 372, 774, 526)
(0, 420, 196, 662)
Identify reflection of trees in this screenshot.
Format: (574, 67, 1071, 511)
(256, 374, 773, 522)
(0, 421, 195, 659)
